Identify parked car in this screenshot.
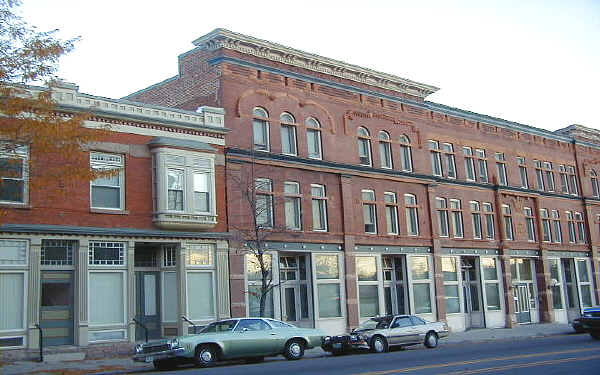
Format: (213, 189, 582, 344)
(322, 315, 449, 354)
(571, 317, 585, 333)
(133, 318, 325, 370)
(579, 307, 600, 340)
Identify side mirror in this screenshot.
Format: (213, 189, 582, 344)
(381, 324, 389, 329)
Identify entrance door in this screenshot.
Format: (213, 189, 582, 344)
(515, 284, 531, 323)
(279, 255, 312, 327)
(462, 257, 484, 329)
(562, 259, 580, 322)
(40, 271, 74, 346)
(135, 271, 161, 340)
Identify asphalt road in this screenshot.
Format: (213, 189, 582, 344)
(141, 334, 600, 375)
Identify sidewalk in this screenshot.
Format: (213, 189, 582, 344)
(0, 323, 575, 375)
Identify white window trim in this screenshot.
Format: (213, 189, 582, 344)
(355, 255, 381, 318)
(0, 144, 29, 206)
(442, 256, 462, 315)
(311, 184, 328, 232)
(186, 243, 215, 269)
(407, 254, 435, 317)
(312, 252, 345, 321)
(90, 152, 125, 211)
(185, 269, 217, 322)
(87, 270, 128, 328)
(0, 270, 28, 334)
(0, 239, 29, 268)
(161, 271, 178, 323)
(88, 241, 127, 267)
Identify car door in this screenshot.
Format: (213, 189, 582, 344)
(229, 319, 277, 357)
(388, 316, 416, 345)
(409, 316, 429, 342)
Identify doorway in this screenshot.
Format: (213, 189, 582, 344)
(383, 256, 408, 316)
(514, 284, 531, 323)
(461, 257, 484, 329)
(40, 271, 74, 346)
(279, 254, 313, 328)
(135, 271, 161, 340)
(562, 258, 581, 322)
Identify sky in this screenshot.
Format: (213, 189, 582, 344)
(18, 0, 600, 132)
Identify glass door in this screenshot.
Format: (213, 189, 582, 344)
(279, 255, 312, 327)
(135, 271, 161, 340)
(515, 284, 531, 323)
(40, 271, 74, 346)
(562, 258, 580, 322)
(461, 257, 483, 329)
(382, 256, 408, 315)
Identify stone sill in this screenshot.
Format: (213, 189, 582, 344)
(90, 208, 130, 215)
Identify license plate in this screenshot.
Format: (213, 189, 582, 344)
(333, 343, 342, 349)
(145, 356, 153, 363)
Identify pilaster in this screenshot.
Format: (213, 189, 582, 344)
(537, 250, 554, 322)
(127, 241, 136, 342)
(343, 236, 358, 329)
(27, 238, 41, 350)
(216, 241, 231, 319)
(176, 243, 188, 335)
(77, 239, 89, 347)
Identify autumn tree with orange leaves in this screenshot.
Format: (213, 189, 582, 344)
(0, 0, 110, 207)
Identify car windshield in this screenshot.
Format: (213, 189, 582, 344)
(199, 320, 238, 333)
(358, 316, 393, 330)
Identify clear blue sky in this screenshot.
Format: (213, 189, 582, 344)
(20, 0, 600, 131)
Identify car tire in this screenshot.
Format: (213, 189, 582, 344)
(245, 356, 265, 364)
(284, 339, 305, 360)
(153, 359, 177, 371)
(195, 344, 218, 367)
(331, 348, 345, 356)
(370, 335, 388, 353)
(591, 331, 600, 340)
(424, 332, 439, 348)
(574, 326, 586, 334)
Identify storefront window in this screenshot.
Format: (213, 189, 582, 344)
(318, 284, 341, 318)
(413, 284, 432, 314)
(482, 257, 501, 311)
(485, 283, 501, 310)
(316, 255, 339, 279)
(442, 257, 460, 313)
(357, 256, 377, 281)
(359, 285, 379, 317)
(411, 256, 429, 280)
(0, 272, 25, 330)
(316, 254, 342, 318)
(248, 286, 273, 318)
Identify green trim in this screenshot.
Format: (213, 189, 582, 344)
(354, 245, 431, 254)
(546, 251, 591, 258)
(507, 249, 540, 257)
(258, 242, 342, 252)
(442, 248, 500, 256)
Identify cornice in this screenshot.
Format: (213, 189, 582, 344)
(192, 28, 439, 99)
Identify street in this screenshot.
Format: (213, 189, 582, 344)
(139, 334, 599, 375)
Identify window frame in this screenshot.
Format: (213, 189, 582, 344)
(384, 192, 399, 235)
(362, 190, 378, 234)
(436, 197, 449, 237)
(357, 127, 373, 167)
(517, 157, 529, 189)
(399, 135, 413, 172)
(306, 117, 323, 160)
(378, 131, 393, 169)
(470, 201, 482, 240)
(252, 107, 270, 152)
(0, 144, 29, 205)
(404, 194, 419, 236)
(311, 184, 328, 232)
(502, 204, 514, 240)
(284, 181, 302, 231)
(280, 112, 298, 156)
(495, 152, 508, 186)
(90, 152, 125, 211)
(255, 178, 274, 228)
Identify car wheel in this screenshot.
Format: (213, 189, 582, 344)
(245, 356, 265, 364)
(574, 326, 586, 334)
(591, 331, 600, 340)
(331, 348, 345, 356)
(284, 339, 305, 360)
(370, 336, 388, 353)
(424, 332, 439, 348)
(195, 344, 217, 367)
(153, 359, 177, 371)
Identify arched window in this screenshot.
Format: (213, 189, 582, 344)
(591, 169, 599, 198)
(306, 117, 323, 160)
(399, 135, 413, 172)
(379, 131, 393, 169)
(280, 112, 297, 156)
(252, 107, 269, 151)
(357, 127, 372, 166)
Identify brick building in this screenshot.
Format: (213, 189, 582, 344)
(126, 29, 600, 335)
(0, 81, 231, 357)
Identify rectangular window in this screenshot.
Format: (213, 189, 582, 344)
(574, 212, 586, 243)
(253, 118, 269, 151)
(89, 242, 125, 266)
(436, 197, 449, 237)
(495, 153, 508, 186)
(534, 160, 545, 191)
(540, 209, 552, 242)
(429, 140, 443, 177)
(411, 256, 432, 314)
(362, 190, 377, 234)
(471, 201, 482, 239)
(566, 211, 576, 243)
(280, 124, 297, 155)
(357, 256, 379, 317)
(284, 182, 302, 230)
(483, 203, 495, 239)
(0, 144, 28, 204)
(311, 184, 328, 231)
(255, 178, 274, 228)
(552, 210, 562, 243)
(543, 162, 555, 192)
(524, 207, 536, 242)
(307, 128, 322, 159)
(0, 272, 25, 330)
(315, 254, 342, 318)
(559, 165, 569, 194)
(404, 194, 419, 236)
(450, 199, 464, 238)
(503, 205, 514, 240)
(442, 257, 460, 314)
(463, 147, 476, 181)
(567, 166, 578, 195)
(358, 137, 372, 166)
(384, 192, 399, 235)
(187, 272, 215, 319)
(41, 240, 75, 266)
(188, 244, 214, 266)
(400, 139, 413, 172)
(482, 257, 501, 310)
(89, 272, 125, 326)
(163, 245, 177, 267)
(379, 141, 393, 169)
(246, 253, 274, 318)
(549, 259, 563, 309)
(476, 149, 489, 183)
(193, 173, 210, 213)
(517, 157, 529, 189)
(167, 168, 184, 211)
(91, 152, 124, 210)
(442, 143, 456, 178)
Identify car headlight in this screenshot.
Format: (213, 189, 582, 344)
(583, 313, 592, 317)
(169, 338, 180, 348)
(359, 335, 367, 341)
(350, 334, 358, 341)
(324, 336, 331, 342)
(135, 344, 143, 353)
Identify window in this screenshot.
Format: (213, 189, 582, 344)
(540, 209, 552, 242)
(475, 149, 489, 183)
(442, 257, 460, 313)
(517, 157, 529, 189)
(411, 256, 432, 314)
(187, 271, 215, 320)
(284, 182, 302, 230)
(357, 127, 372, 166)
(577, 259, 593, 308)
(0, 272, 25, 331)
(567, 166, 578, 195)
(436, 198, 449, 237)
(0, 240, 27, 266)
(384, 192, 399, 235)
(315, 255, 342, 318)
(253, 107, 270, 151)
(378, 131, 393, 169)
(483, 203, 495, 240)
(167, 169, 184, 211)
(559, 165, 569, 194)
(0, 144, 28, 204)
(188, 244, 214, 266)
(404, 194, 419, 236)
(399, 135, 413, 172)
(247, 253, 273, 318)
(163, 245, 177, 267)
(193, 173, 211, 213)
(495, 153, 508, 186)
(90, 152, 124, 210)
(524, 207, 536, 242)
(574, 212, 586, 243)
(306, 117, 323, 160)
(357, 256, 379, 317)
(429, 140, 443, 176)
(535, 161, 555, 192)
(549, 259, 563, 309)
(311, 184, 328, 231)
(280, 113, 297, 156)
(470, 201, 482, 239)
(362, 190, 377, 234)
(481, 257, 501, 310)
(544, 162, 555, 192)
(502, 205, 514, 240)
(463, 147, 476, 181)
(534, 160, 543, 190)
(566, 211, 576, 243)
(551, 210, 562, 243)
(89, 272, 125, 327)
(442, 143, 457, 178)
(450, 199, 464, 238)
(591, 170, 600, 198)
(41, 240, 75, 266)
(89, 242, 125, 266)
(255, 178, 274, 228)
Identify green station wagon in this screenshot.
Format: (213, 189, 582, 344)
(133, 318, 325, 370)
